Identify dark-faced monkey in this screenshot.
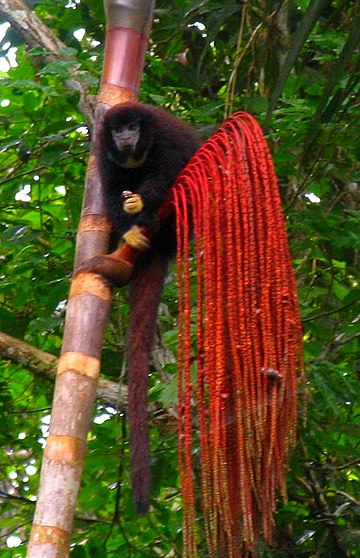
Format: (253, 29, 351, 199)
(96, 103, 201, 514)
(99, 102, 201, 253)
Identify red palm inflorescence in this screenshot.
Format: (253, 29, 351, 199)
(173, 113, 304, 558)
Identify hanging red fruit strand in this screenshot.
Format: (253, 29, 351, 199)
(172, 112, 304, 558)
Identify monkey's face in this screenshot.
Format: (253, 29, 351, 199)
(103, 104, 154, 168)
(111, 121, 140, 156)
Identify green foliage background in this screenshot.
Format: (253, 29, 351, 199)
(0, 0, 359, 556)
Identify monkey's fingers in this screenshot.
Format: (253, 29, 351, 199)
(122, 190, 133, 199)
(123, 225, 150, 251)
(123, 194, 144, 214)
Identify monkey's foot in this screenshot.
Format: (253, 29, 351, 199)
(123, 225, 150, 251)
(75, 255, 134, 287)
(123, 193, 144, 215)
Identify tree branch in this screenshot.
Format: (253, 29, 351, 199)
(0, 0, 94, 127)
(0, 331, 125, 407)
(0, 331, 178, 433)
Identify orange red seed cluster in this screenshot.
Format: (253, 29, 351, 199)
(172, 113, 304, 557)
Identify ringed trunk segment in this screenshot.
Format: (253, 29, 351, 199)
(27, 2, 155, 557)
(100, 0, 155, 103)
(76, 0, 156, 271)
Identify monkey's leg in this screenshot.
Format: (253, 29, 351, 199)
(75, 254, 133, 287)
(74, 227, 151, 287)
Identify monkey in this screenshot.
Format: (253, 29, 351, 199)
(91, 103, 201, 514)
(99, 102, 201, 255)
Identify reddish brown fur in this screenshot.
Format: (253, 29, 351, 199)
(93, 104, 201, 513)
(127, 252, 169, 514)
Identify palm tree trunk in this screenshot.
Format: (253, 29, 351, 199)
(27, 2, 155, 556)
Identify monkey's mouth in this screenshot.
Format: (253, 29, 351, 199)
(120, 144, 135, 155)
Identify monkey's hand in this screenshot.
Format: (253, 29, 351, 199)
(123, 193, 144, 215)
(123, 225, 150, 251)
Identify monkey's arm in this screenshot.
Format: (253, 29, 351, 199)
(122, 174, 171, 244)
(121, 191, 152, 250)
(135, 173, 174, 211)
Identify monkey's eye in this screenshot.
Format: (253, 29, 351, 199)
(113, 125, 125, 133)
(128, 122, 140, 131)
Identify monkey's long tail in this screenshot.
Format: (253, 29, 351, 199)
(127, 251, 169, 514)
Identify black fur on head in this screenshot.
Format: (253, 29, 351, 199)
(102, 103, 155, 163)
